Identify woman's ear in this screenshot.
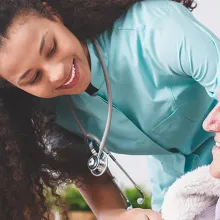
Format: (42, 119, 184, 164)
(42, 1, 63, 22)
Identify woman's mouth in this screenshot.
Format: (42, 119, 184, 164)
(59, 59, 80, 90)
(212, 142, 220, 153)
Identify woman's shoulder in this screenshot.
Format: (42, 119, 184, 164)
(111, 0, 192, 32)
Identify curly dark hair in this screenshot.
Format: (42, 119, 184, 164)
(0, 86, 94, 220)
(0, 0, 197, 219)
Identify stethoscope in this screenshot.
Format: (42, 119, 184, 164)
(67, 39, 145, 209)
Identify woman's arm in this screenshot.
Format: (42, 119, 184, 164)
(78, 173, 162, 220)
(78, 173, 127, 219)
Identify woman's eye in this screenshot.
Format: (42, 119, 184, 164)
(47, 40, 56, 58)
(29, 71, 40, 85)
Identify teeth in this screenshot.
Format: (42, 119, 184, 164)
(216, 142, 220, 147)
(64, 64, 75, 86)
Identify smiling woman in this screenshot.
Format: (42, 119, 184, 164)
(0, 10, 91, 98)
(0, 0, 141, 219)
(0, 0, 212, 220)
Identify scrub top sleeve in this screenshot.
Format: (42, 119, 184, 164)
(155, 2, 220, 100)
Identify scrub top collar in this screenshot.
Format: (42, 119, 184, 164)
(86, 39, 109, 93)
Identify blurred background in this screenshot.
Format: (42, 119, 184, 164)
(50, 0, 220, 219)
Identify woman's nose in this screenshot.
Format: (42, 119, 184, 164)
(44, 62, 65, 83)
(203, 104, 220, 132)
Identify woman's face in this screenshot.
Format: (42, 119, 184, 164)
(0, 13, 91, 98)
(203, 87, 220, 178)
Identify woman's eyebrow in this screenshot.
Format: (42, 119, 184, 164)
(39, 30, 49, 56)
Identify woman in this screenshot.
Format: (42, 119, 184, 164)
(0, 0, 219, 219)
(161, 87, 220, 220)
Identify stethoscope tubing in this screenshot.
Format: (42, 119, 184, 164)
(92, 39, 113, 160)
(67, 38, 145, 208)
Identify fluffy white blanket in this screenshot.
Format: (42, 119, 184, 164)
(161, 166, 220, 220)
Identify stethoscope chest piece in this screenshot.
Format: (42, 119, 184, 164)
(88, 151, 108, 177)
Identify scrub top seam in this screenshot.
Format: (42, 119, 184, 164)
(168, 75, 196, 122)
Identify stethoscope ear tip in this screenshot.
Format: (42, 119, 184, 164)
(137, 198, 144, 205)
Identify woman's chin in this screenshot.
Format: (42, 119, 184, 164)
(209, 162, 220, 179)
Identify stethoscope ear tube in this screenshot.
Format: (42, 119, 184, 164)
(105, 148, 145, 205)
(92, 39, 113, 160)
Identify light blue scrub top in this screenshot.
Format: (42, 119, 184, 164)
(55, 0, 220, 211)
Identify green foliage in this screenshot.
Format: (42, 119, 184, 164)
(45, 184, 152, 211)
(44, 188, 59, 210)
(124, 188, 151, 209)
(62, 185, 91, 211)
